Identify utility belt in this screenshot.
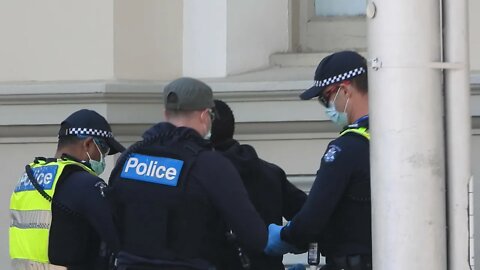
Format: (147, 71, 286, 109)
(116, 266, 198, 270)
(324, 255, 372, 270)
(114, 251, 215, 270)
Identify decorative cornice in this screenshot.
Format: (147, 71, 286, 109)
(0, 79, 310, 105)
(471, 72, 480, 92)
(2, 76, 480, 139)
(0, 121, 340, 142)
(1, 75, 479, 105)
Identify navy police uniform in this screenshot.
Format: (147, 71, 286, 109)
(214, 139, 307, 270)
(281, 116, 371, 270)
(49, 156, 120, 270)
(109, 123, 267, 270)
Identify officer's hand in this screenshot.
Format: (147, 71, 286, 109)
(264, 223, 301, 256)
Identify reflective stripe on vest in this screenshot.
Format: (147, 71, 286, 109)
(11, 210, 51, 229)
(9, 159, 95, 263)
(340, 127, 370, 140)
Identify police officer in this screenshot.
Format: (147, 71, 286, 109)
(10, 109, 125, 270)
(210, 99, 307, 270)
(264, 51, 372, 270)
(109, 77, 267, 270)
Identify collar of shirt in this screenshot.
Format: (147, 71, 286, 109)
(354, 115, 369, 125)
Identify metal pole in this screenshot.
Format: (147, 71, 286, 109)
(367, 0, 447, 269)
(443, 0, 472, 268)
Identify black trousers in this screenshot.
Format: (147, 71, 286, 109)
(320, 255, 372, 270)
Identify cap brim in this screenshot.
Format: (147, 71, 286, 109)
(105, 137, 126, 155)
(300, 85, 324, 100)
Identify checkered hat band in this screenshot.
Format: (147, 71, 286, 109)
(65, 128, 113, 138)
(314, 67, 366, 87)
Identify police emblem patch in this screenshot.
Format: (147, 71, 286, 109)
(323, 145, 341, 163)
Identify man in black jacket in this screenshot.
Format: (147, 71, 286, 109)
(109, 78, 267, 270)
(211, 99, 307, 270)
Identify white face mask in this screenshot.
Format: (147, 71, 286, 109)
(204, 119, 212, 139)
(324, 87, 350, 127)
(204, 109, 214, 140)
(204, 129, 212, 140)
(86, 140, 106, 176)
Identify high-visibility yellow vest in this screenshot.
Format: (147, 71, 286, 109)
(9, 158, 95, 263)
(340, 126, 370, 140)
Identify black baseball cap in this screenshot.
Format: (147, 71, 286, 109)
(300, 51, 367, 102)
(164, 77, 215, 111)
(58, 109, 125, 155)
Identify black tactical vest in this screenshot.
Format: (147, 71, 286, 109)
(110, 130, 214, 267)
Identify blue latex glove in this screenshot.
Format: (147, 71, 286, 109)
(264, 223, 300, 256)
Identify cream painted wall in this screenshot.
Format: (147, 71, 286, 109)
(114, 0, 183, 80)
(469, 0, 480, 72)
(0, 0, 114, 82)
(183, 0, 227, 78)
(183, 0, 290, 78)
(226, 0, 289, 75)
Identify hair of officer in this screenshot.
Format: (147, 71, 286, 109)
(350, 58, 368, 94)
(211, 99, 235, 145)
(57, 135, 86, 149)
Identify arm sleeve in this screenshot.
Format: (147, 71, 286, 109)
(194, 152, 268, 253)
(56, 171, 120, 252)
(281, 176, 308, 221)
(281, 139, 356, 246)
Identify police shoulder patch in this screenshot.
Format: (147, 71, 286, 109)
(323, 145, 342, 163)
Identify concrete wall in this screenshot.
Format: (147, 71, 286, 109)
(183, 0, 289, 78)
(114, 0, 183, 80)
(226, 0, 289, 75)
(0, 0, 114, 81)
(182, 0, 227, 78)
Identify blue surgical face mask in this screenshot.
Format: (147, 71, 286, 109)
(324, 87, 349, 127)
(86, 141, 106, 176)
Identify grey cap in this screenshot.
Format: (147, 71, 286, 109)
(163, 77, 215, 110)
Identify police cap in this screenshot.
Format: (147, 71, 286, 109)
(300, 51, 367, 101)
(164, 77, 215, 111)
(58, 109, 125, 155)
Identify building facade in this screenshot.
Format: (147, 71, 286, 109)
(1, 0, 480, 268)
